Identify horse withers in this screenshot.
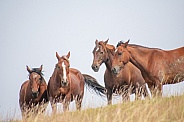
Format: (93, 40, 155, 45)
(19, 65, 48, 118)
(47, 52, 106, 114)
(91, 39, 151, 105)
(111, 40, 184, 96)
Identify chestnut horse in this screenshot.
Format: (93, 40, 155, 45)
(19, 65, 48, 118)
(91, 39, 151, 105)
(48, 52, 106, 113)
(111, 40, 184, 95)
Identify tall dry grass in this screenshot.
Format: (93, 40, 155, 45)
(2, 95, 184, 122)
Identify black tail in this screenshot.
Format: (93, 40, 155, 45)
(82, 74, 106, 97)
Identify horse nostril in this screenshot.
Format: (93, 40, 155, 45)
(32, 91, 39, 98)
(61, 80, 68, 86)
(91, 65, 99, 72)
(91, 65, 96, 69)
(111, 67, 117, 74)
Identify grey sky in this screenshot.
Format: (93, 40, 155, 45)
(0, 0, 184, 119)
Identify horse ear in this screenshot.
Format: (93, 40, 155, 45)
(66, 51, 70, 59)
(39, 65, 43, 71)
(95, 39, 99, 46)
(124, 39, 130, 48)
(26, 65, 32, 74)
(104, 38, 109, 45)
(56, 52, 60, 60)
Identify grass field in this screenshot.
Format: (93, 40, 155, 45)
(1, 95, 184, 122)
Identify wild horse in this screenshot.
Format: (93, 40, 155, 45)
(48, 52, 106, 113)
(111, 40, 184, 95)
(19, 65, 48, 118)
(91, 39, 151, 105)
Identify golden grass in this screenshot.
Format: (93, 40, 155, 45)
(2, 95, 184, 122)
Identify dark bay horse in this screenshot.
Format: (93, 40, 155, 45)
(19, 65, 48, 118)
(48, 52, 106, 113)
(91, 39, 151, 105)
(111, 40, 184, 95)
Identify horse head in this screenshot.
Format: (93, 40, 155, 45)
(27, 65, 43, 98)
(111, 40, 131, 74)
(91, 39, 111, 72)
(56, 52, 70, 87)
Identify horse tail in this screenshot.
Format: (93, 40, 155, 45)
(82, 74, 106, 97)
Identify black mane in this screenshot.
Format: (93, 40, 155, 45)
(30, 68, 44, 80)
(116, 41, 124, 47)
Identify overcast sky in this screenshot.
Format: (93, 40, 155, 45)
(1, 0, 184, 119)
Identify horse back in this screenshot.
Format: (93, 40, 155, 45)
(69, 68, 85, 84)
(145, 46, 184, 84)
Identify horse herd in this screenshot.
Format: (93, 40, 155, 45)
(19, 39, 184, 118)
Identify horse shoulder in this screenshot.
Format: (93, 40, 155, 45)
(19, 80, 30, 104)
(20, 80, 29, 95)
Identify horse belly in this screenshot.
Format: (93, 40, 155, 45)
(162, 56, 184, 84)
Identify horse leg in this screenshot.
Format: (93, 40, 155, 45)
(50, 97, 57, 114)
(38, 100, 49, 115)
(63, 95, 70, 112)
(135, 87, 142, 100)
(141, 83, 152, 99)
(75, 95, 83, 110)
(151, 81, 162, 97)
(155, 81, 162, 97)
(122, 92, 130, 102)
(123, 87, 132, 102)
(20, 104, 27, 119)
(122, 84, 133, 102)
(107, 89, 112, 105)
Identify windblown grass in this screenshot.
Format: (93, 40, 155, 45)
(2, 95, 184, 122)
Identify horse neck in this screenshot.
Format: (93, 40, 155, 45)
(128, 45, 153, 73)
(52, 68, 61, 86)
(104, 48, 114, 71)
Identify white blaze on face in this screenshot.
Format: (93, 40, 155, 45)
(33, 74, 38, 79)
(62, 62, 67, 83)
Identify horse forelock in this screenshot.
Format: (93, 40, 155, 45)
(29, 68, 44, 81)
(99, 41, 107, 53)
(61, 56, 70, 65)
(116, 41, 125, 47)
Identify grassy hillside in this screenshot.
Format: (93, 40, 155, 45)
(3, 95, 184, 122)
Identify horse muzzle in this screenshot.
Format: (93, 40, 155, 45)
(91, 64, 100, 72)
(32, 91, 39, 98)
(61, 80, 69, 87)
(111, 66, 120, 75)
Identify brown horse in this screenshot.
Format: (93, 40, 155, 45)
(19, 65, 48, 118)
(48, 52, 106, 113)
(111, 40, 184, 95)
(91, 39, 151, 105)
